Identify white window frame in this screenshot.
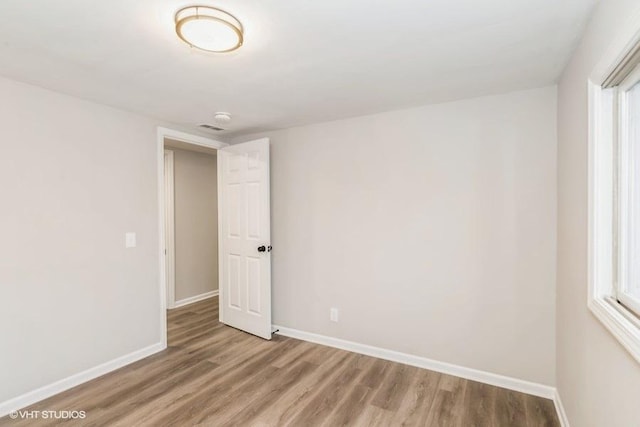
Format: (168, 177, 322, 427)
(616, 65, 640, 316)
(589, 15, 640, 364)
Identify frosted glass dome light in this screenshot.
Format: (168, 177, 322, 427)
(175, 6, 243, 53)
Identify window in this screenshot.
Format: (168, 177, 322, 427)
(589, 28, 640, 363)
(617, 66, 640, 316)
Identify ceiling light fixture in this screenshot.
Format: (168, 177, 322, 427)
(175, 6, 243, 53)
(214, 112, 232, 124)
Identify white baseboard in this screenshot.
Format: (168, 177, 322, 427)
(553, 389, 570, 427)
(274, 325, 556, 400)
(0, 342, 165, 417)
(173, 290, 218, 309)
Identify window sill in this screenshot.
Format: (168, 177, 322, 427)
(588, 296, 640, 363)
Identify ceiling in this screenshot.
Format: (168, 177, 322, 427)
(0, 0, 597, 137)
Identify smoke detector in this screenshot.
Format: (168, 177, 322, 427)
(214, 112, 232, 125)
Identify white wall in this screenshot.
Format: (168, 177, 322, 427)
(0, 76, 161, 404)
(172, 148, 218, 301)
(557, 0, 640, 426)
(234, 86, 558, 386)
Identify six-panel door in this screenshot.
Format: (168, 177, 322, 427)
(218, 138, 271, 339)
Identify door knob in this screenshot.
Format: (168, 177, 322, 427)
(257, 245, 266, 252)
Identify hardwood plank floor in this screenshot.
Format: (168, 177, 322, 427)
(0, 297, 560, 426)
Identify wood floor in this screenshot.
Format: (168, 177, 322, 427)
(1, 297, 559, 426)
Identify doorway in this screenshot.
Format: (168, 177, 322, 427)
(164, 139, 218, 308)
(157, 128, 273, 347)
(157, 128, 226, 348)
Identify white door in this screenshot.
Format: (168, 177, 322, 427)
(218, 138, 272, 339)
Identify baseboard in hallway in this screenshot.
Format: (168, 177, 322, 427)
(172, 290, 219, 309)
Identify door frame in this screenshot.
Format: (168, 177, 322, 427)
(163, 149, 176, 309)
(157, 127, 227, 349)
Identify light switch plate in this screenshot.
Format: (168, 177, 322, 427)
(125, 232, 136, 248)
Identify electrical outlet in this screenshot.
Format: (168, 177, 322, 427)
(330, 308, 339, 322)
